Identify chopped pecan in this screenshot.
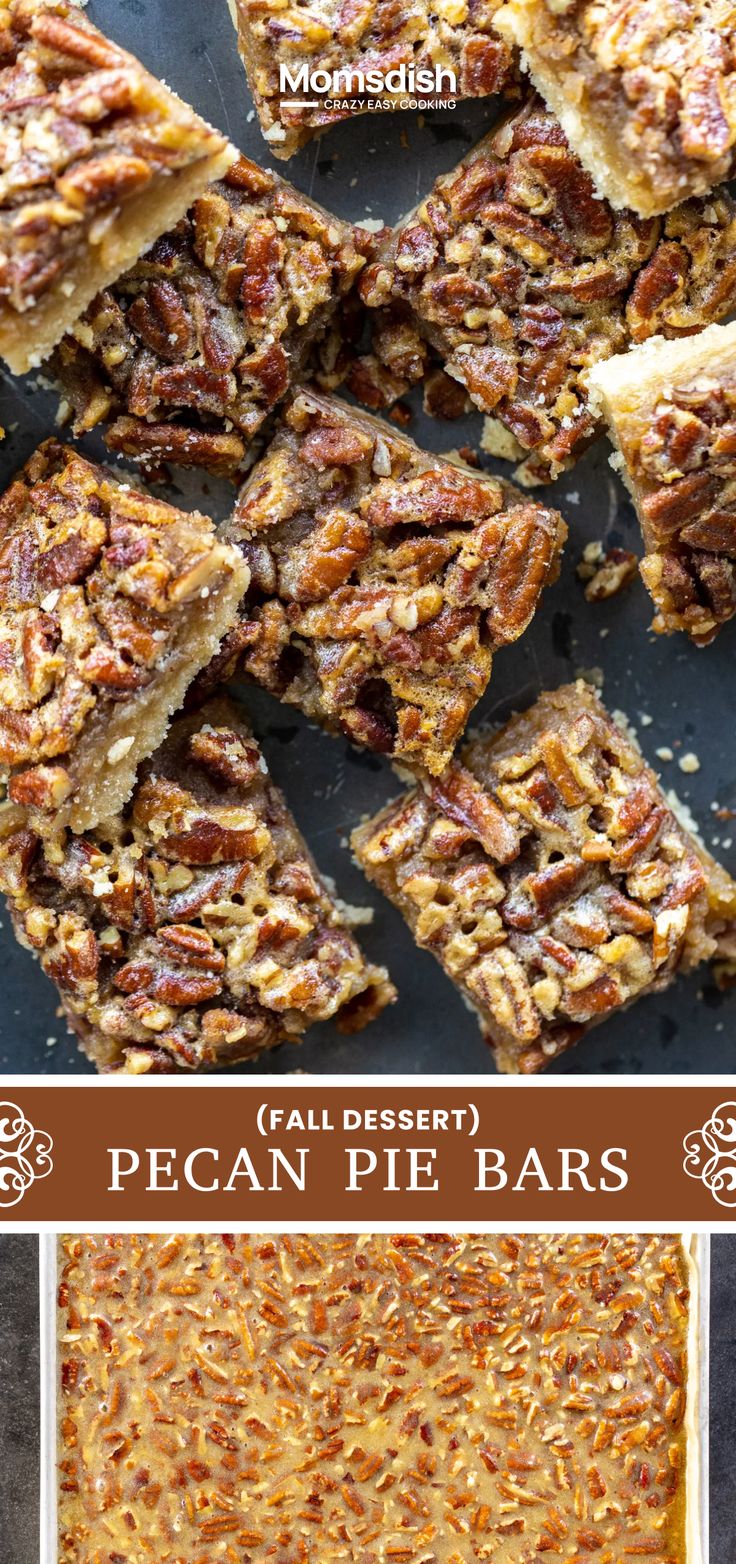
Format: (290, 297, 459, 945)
(589, 319, 736, 642)
(353, 680, 736, 1072)
(0, 0, 234, 373)
(360, 94, 736, 483)
(0, 699, 394, 1072)
(223, 389, 565, 776)
(53, 156, 365, 476)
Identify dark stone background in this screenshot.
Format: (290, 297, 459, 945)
(0, 1234, 733, 1562)
(0, 0, 735, 1072)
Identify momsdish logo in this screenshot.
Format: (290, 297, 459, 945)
(0, 1101, 53, 1208)
(279, 62, 457, 111)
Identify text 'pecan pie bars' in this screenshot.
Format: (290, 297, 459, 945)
(219, 387, 566, 775)
(0, 700, 394, 1071)
(228, 0, 518, 160)
(353, 681, 736, 1073)
(588, 320, 736, 647)
(495, 0, 736, 217)
(0, 0, 236, 373)
(0, 440, 249, 833)
(57, 1232, 698, 1563)
(360, 95, 736, 484)
(52, 153, 367, 479)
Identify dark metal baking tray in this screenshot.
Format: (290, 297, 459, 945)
(0, 0, 734, 1074)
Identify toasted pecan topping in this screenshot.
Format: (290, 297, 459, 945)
(0, 0, 231, 332)
(495, 0, 736, 214)
(57, 1232, 690, 1562)
(0, 700, 394, 1072)
(0, 438, 247, 831)
(353, 679, 736, 1071)
(53, 155, 366, 476)
(590, 323, 736, 644)
(360, 96, 736, 484)
(230, 0, 518, 158)
(220, 387, 566, 775)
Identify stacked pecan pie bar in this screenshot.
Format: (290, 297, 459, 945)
(0, 440, 248, 833)
(0, 700, 394, 1071)
(0, 0, 236, 371)
(52, 154, 367, 478)
(219, 388, 566, 774)
(495, 0, 736, 216)
(229, 0, 517, 158)
(353, 681, 736, 1072)
(57, 1232, 692, 1562)
(360, 95, 736, 483)
(588, 320, 736, 645)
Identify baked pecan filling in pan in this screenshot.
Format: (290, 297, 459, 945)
(360, 96, 736, 484)
(57, 1232, 691, 1563)
(0, 439, 248, 834)
(218, 388, 566, 775)
(0, 0, 234, 370)
(52, 155, 366, 478)
(229, 0, 518, 159)
(352, 681, 736, 1072)
(494, 0, 736, 216)
(588, 321, 736, 646)
(0, 699, 394, 1072)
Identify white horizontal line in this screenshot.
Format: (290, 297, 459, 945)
(282, 99, 319, 107)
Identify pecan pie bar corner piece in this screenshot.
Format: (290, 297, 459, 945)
(57, 1232, 693, 1564)
(51, 153, 367, 479)
(0, 698, 395, 1071)
(223, 387, 566, 774)
(228, 0, 518, 160)
(588, 319, 736, 645)
(0, 0, 237, 374)
(494, 0, 736, 217)
(352, 679, 736, 1072)
(360, 94, 736, 485)
(0, 439, 249, 834)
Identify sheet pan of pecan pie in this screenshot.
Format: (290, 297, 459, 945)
(42, 1231, 710, 1564)
(0, 0, 734, 1075)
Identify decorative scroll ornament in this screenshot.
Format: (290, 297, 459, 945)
(0, 1101, 54, 1208)
(683, 1100, 736, 1208)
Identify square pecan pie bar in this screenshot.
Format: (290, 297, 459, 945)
(51, 154, 367, 478)
(0, 440, 249, 833)
(360, 95, 736, 484)
(0, 699, 394, 1071)
(57, 1232, 695, 1562)
(588, 321, 736, 646)
(228, 0, 517, 160)
(0, 0, 235, 373)
(353, 680, 736, 1072)
(219, 388, 566, 774)
(495, 0, 736, 217)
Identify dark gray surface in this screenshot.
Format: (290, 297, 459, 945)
(0, 0, 735, 1074)
(0, 1234, 39, 1564)
(0, 1234, 733, 1563)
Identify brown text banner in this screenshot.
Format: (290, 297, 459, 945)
(2, 1083, 736, 1222)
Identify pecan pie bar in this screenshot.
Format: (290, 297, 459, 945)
(0, 699, 394, 1071)
(51, 154, 367, 479)
(220, 387, 566, 774)
(352, 680, 736, 1072)
(360, 95, 736, 484)
(588, 320, 736, 645)
(0, 0, 236, 373)
(495, 0, 736, 217)
(0, 440, 249, 833)
(57, 1232, 695, 1564)
(228, 0, 517, 160)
